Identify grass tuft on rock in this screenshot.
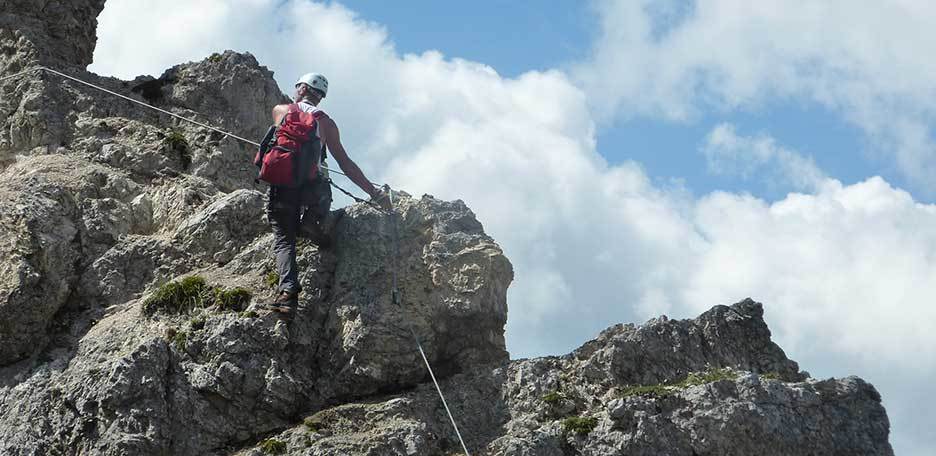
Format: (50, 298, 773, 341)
(620, 384, 674, 398)
(620, 367, 740, 399)
(164, 128, 191, 169)
(561, 416, 597, 436)
(143, 276, 253, 316)
(760, 371, 782, 381)
(542, 391, 563, 406)
(675, 367, 738, 388)
(172, 330, 187, 351)
(213, 287, 252, 312)
(239, 310, 259, 319)
(259, 438, 286, 454)
(189, 316, 205, 331)
(143, 276, 208, 316)
(265, 271, 279, 289)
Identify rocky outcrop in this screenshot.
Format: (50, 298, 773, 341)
(1, 0, 107, 156)
(0, 1, 893, 455)
(0, 192, 512, 456)
(0, 155, 137, 365)
(234, 300, 891, 456)
(0, 0, 106, 69)
(229, 300, 893, 456)
(1, 48, 282, 181)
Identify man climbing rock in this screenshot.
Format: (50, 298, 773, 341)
(263, 72, 391, 315)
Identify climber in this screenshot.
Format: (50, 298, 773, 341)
(263, 72, 391, 315)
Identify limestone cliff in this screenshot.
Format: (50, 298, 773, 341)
(0, 2, 892, 455)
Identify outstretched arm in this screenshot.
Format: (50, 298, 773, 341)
(318, 115, 380, 199)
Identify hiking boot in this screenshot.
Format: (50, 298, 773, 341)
(266, 291, 298, 315)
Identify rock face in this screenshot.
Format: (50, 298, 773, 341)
(230, 300, 893, 456)
(0, 191, 512, 455)
(0, 0, 106, 69)
(0, 1, 892, 455)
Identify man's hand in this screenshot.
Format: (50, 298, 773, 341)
(370, 187, 393, 211)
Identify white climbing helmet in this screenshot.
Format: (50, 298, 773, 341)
(295, 73, 328, 97)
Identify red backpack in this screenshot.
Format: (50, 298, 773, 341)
(254, 104, 326, 187)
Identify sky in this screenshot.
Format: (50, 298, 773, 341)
(88, 1, 935, 454)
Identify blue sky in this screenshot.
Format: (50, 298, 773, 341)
(89, 1, 936, 454)
(340, 2, 595, 78)
(343, 1, 911, 204)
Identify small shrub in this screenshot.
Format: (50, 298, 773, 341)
(208, 52, 223, 63)
(259, 438, 286, 455)
(542, 391, 563, 406)
(239, 310, 259, 319)
(164, 128, 191, 169)
(179, 275, 206, 295)
(142, 276, 208, 316)
(561, 416, 597, 436)
(214, 287, 252, 311)
(265, 271, 280, 289)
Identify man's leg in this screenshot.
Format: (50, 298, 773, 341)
(298, 178, 334, 247)
(267, 187, 301, 310)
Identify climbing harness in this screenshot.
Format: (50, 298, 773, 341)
(2, 64, 473, 455)
(387, 189, 472, 456)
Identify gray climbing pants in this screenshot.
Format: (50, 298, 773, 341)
(267, 177, 331, 295)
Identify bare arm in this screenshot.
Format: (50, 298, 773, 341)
(272, 104, 289, 124)
(318, 115, 380, 199)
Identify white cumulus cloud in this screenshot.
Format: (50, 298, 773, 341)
(703, 123, 827, 191)
(575, 0, 936, 194)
